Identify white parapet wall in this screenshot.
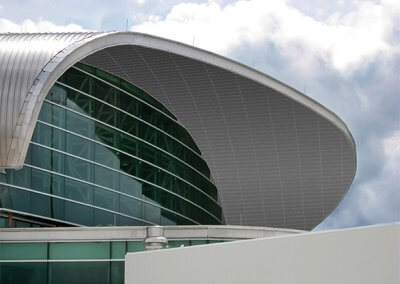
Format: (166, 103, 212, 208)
(125, 223, 400, 284)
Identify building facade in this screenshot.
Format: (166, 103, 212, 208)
(0, 32, 358, 284)
(0, 62, 223, 228)
(0, 225, 303, 283)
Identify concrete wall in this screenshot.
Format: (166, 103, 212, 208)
(125, 223, 400, 284)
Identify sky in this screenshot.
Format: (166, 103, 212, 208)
(0, 0, 398, 230)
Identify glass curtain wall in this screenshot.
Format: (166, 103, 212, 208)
(0, 239, 228, 284)
(0, 63, 223, 226)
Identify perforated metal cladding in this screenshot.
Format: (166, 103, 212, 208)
(81, 45, 356, 230)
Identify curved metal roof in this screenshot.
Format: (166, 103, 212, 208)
(0, 32, 356, 230)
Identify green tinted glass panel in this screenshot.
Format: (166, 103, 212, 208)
(66, 133, 94, 160)
(111, 242, 126, 259)
(95, 165, 119, 190)
(31, 168, 51, 193)
(111, 261, 124, 284)
(208, 240, 225, 244)
(190, 240, 207, 246)
(6, 167, 31, 188)
(65, 178, 93, 204)
(95, 143, 119, 169)
(49, 262, 110, 284)
(30, 193, 51, 217)
(0, 262, 47, 284)
(65, 201, 93, 226)
(50, 84, 67, 105)
(0, 243, 47, 260)
(168, 240, 190, 248)
(94, 208, 116, 226)
(66, 111, 94, 138)
(94, 187, 119, 211)
(65, 155, 94, 182)
(31, 145, 51, 170)
(117, 215, 143, 226)
(49, 242, 110, 259)
(127, 241, 145, 252)
(7, 186, 30, 211)
(119, 195, 141, 219)
(119, 174, 142, 198)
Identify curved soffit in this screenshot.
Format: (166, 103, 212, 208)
(0, 32, 356, 230)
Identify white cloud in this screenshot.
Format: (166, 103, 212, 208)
(132, 0, 398, 72)
(0, 18, 87, 33)
(383, 130, 400, 176)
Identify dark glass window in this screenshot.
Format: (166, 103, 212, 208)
(119, 174, 142, 198)
(95, 165, 119, 190)
(119, 195, 141, 219)
(49, 262, 110, 284)
(6, 167, 31, 188)
(94, 209, 115, 226)
(31, 169, 51, 193)
(66, 133, 94, 160)
(111, 261, 124, 284)
(64, 178, 93, 204)
(0, 262, 47, 284)
(8, 186, 30, 212)
(31, 145, 51, 170)
(66, 111, 94, 138)
(30, 193, 51, 218)
(95, 143, 119, 169)
(94, 187, 119, 212)
(65, 201, 93, 226)
(65, 155, 94, 182)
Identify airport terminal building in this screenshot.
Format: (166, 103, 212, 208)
(1, 32, 394, 284)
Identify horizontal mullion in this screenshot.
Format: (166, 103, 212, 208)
(0, 181, 158, 226)
(37, 117, 218, 205)
(42, 99, 218, 202)
(73, 65, 177, 125)
(27, 142, 222, 224)
(22, 163, 202, 225)
(55, 80, 209, 178)
(65, 68, 202, 157)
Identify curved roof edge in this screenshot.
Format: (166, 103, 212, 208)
(0, 31, 355, 171)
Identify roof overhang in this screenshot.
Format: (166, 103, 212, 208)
(0, 32, 356, 230)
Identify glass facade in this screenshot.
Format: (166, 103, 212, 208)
(0, 239, 228, 284)
(0, 63, 223, 227)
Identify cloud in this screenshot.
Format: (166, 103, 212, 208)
(132, 0, 398, 72)
(0, 18, 87, 33)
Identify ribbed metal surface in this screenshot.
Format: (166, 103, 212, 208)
(0, 32, 105, 168)
(82, 45, 356, 230)
(0, 32, 356, 230)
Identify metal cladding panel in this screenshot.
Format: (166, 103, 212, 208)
(81, 44, 356, 230)
(0, 32, 104, 168)
(0, 32, 356, 230)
